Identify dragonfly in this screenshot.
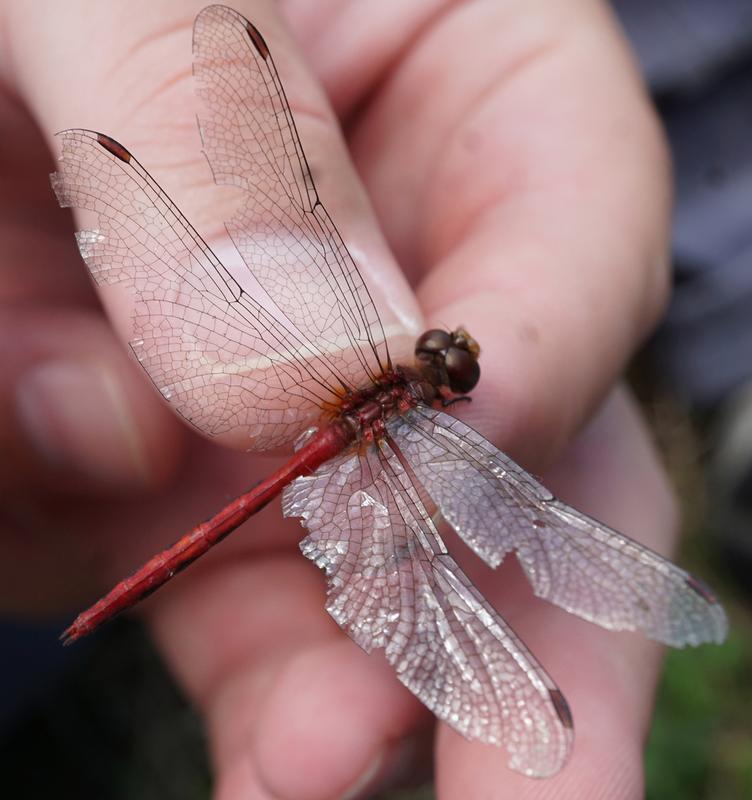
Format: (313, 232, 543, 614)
(51, 4, 727, 779)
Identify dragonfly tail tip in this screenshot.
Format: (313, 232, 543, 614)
(59, 624, 80, 646)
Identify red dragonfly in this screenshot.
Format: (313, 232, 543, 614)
(51, 5, 727, 778)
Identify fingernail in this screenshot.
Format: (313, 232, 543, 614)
(15, 359, 149, 485)
(338, 750, 385, 800)
(343, 735, 433, 799)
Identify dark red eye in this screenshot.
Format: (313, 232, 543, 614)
(445, 346, 480, 393)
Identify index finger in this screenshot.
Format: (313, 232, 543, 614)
(345, 0, 670, 468)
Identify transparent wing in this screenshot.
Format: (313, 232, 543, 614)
(192, 5, 391, 389)
(51, 129, 346, 450)
(283, 436, 573, 778)
(390, 406, 728, 648)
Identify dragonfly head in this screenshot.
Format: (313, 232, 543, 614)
(414, 327, 481, 395)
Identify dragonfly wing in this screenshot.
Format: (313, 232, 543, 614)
(390, 406, 728, 648)
(283, 437, 573, 778)
(51, 129, 339, 450)
(192, 5, 391, 389)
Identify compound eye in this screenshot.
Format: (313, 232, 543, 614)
(415, 329, 452, 356)
(445, 346, 480, 393)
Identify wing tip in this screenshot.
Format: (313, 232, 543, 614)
(245, 20, 270, 60)
(684, 573, 729, 645)
(193, 5, 270, 60)
(53, 128, 132, 164)
(685, 572, 720, 605)
(548, 688, 574, 730)
(95, 132, 132, 163)
(510, 718, 574, 779)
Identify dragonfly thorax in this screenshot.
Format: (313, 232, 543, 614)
(335, 327, 481, 444)
(415, 327, 481, 395)
(334, 369, 427, 443)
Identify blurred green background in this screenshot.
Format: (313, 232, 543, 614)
(1, 386, 751, 799)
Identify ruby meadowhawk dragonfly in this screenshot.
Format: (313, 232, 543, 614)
(51, 4, 727, 778)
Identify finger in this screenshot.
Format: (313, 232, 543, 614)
(150, 544, 431, 800)
(437, 387, 677, 796)
(0, 43, 183, 492)
(0, 306, 182, 493)
(348, 0, 671, 469)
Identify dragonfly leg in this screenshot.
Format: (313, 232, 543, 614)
(440, 394, 473, 409)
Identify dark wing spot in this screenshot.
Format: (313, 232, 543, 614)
(532, 518, 547, 528)
(549, 688, 574, 729)
(96, 133, 131, 163)
(246, 22, 270, 59)
(686, 574, 719, 604)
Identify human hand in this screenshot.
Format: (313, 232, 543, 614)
(1, 0, 674, 797)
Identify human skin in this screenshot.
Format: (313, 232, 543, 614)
(0, 0, 675, 798)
